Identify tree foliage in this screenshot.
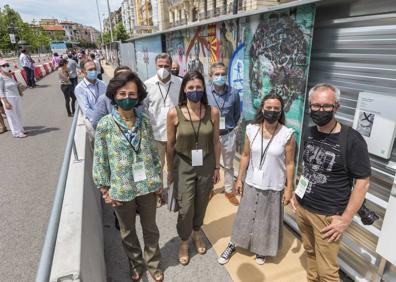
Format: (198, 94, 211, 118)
(102, 32, 111, 44)
(114, 23, 128, 42)
(0, 4, 51, 53)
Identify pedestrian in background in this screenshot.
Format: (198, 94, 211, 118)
(207, 62, 241, 206)
(19, 49, 36, 88)
(90, 53, 103, 80)
(52, 53, 61, 70)
(58, 59, 76, 117)
(167, 70, 221, 265)
(218, 93, 295, 265)
(144, 53, 182, 207)
(93, 71, 164, 282)
(67, 53, 79, 91)
(296, 83, 371, 282)
(0, 59, 26, 138)
(0, 102, 7, 134)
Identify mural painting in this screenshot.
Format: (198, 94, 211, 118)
(134, 35, 163, 81)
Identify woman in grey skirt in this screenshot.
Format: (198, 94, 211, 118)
(217, 93, 296, 265)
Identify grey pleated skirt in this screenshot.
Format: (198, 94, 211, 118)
(231, 183, 283, 256)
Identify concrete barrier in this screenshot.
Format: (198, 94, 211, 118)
(39, 65, 46, 78)
(50, 114, 106, 282)
(34, 66, 42, 80)
(43, 63, 50, 74)
(13, 69, 28, 86)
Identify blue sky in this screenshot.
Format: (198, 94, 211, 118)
(1, 0, 124, 30)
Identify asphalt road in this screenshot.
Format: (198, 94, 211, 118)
(0, 72, 72, 281)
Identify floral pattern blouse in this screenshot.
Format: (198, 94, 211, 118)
(93, 109, 162, 202)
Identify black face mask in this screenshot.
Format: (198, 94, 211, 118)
(262, 110, 280, 124)
(310, 110, 334, 126)
(171, 70, 179, 76)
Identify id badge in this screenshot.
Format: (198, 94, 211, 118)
(132, 161, 147, 182)
(219, 116, 226, 130)
(295, 175, 309, 199)
(191, 149, 203, 166)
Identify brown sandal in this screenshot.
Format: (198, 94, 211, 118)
(178, 240, 189, 265)
(192, 231, 206, 255)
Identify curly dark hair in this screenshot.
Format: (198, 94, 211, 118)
(178, 70, 208, 106)
(252, 91, 286, 125)
(106, 71, 147, 106)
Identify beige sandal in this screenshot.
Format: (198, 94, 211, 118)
(178, 240, 189, 265)
(192, 231, 206, 255)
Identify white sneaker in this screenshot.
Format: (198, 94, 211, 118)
(256, 255, 266, 265)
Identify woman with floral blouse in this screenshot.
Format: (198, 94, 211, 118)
(93, 71, 164, 282)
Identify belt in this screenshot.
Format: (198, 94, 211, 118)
(220, 128, 233, 136)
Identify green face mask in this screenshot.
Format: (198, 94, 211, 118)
(115, 98, 138, 111)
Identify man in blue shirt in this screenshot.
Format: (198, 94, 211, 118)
(207, 62, 241, 206)
(74, 60, 107, 136)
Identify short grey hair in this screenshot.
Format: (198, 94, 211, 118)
(308, 83, 341, 103)
(210, 62, 226, 75)
(155, 53, 172, 65)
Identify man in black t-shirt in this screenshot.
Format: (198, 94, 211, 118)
(294, 83, 371, 282)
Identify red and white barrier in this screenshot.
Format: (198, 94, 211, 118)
(13, 69, 28, 86)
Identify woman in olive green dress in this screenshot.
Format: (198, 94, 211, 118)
(167, 70, 221, 265)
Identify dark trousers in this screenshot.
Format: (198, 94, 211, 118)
(60, 84, 76, 115)
(24, 67, 36, 87)
(70, 77, 78, 91)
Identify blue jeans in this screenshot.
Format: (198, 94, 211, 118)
(23, 67, 36, 87)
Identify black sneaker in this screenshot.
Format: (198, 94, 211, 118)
(218, 243, 236, 265)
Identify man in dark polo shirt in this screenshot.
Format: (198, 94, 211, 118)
(295, 83, 371, 282)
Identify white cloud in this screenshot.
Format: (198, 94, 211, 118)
(1, 0, 124, 30)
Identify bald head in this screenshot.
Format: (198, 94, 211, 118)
(171, 61, 180, 76)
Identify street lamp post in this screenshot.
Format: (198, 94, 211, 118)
(106, 0, 114, 42)
(8, 24, 19, 56)
(95, 0, 104, 46)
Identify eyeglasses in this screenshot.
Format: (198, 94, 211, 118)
(309, 104, 336, 112)
(1, 64, 10, 68)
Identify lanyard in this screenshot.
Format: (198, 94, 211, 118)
(212, 89, 226, 114)
(186, 105, 202, 149)
(259, 123, 279, 169)
(250, 123, 278, 170)
(312, 121, 338, 170)
(84, 81, 99, 101)
(157, 81, 172, 106)
(112, 117, 141, 154)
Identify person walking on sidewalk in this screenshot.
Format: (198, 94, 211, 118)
(67, 53, 78, 91)
(93, 71, 164, 282)
(295, 83, 371, 282)
(167, 71, 221, 266)
(52, 52, 61, 70)
(0, 59, 26, 138)
(207, 62, 241, 206)
(19, 49, 36, 88)
(218, 93, 295, 265)
(144, 53, 182, 207)
(58, 59, 76, 117)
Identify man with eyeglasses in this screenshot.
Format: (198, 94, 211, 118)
(207, 62, 241, 206)
(293, 83, 371, 282)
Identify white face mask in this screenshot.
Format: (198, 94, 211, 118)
(157, 67, 170, 80)
(1, 67, 10, 73)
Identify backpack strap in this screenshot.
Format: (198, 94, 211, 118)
(339, 123, 353, 187)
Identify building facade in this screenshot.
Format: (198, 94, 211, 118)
(121, 0, 137, 36)
(168, 0, 290, 27)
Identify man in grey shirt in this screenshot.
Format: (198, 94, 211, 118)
(67, 53, 78, 90)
